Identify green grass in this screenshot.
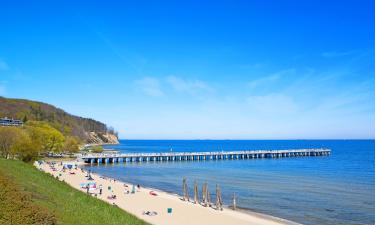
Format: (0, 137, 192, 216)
(0, 159, 148, 225)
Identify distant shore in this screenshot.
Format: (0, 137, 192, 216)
(37, 160, 297, 225)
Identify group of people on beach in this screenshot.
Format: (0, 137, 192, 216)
(38, 161, 161, 217)
(39, 162, 144, 199)
(79, 169, 144, 200)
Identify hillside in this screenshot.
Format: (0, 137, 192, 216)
(0, 159, 147, 225)
(0, 97, 119, 144)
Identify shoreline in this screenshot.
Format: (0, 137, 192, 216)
(96, 175, 299, 225)
(36, 160, 299, 225)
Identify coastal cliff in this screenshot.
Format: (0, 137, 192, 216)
(0, 96, 119, 145)
(88, 132, 119, 145)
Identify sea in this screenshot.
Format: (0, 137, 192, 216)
(84, 140, 375, 225)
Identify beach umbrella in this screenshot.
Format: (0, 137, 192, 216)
(216, 184, 223, 211)
(194, 181, 199, 204)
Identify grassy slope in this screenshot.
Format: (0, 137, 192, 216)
(0, 159, 148, 225)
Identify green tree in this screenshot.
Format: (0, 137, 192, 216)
(0, 127, 20, 159)
(0, 127, 38, 161)
(91, 145, 103, 153)
(62, 136, 80, 154)
(22, 115, 28, 123)
(10, 129, 39, 162)
(25, 121, 65, 154)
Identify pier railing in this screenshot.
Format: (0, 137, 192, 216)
(81, 148, 331, 164)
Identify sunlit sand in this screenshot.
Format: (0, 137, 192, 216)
(37, 161, 296, 225)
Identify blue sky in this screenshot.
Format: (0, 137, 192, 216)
(1, 1, 375, 139)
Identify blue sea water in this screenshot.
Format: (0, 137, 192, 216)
(85, 140, 375, 225)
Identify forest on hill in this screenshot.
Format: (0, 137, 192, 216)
(0, 96, 118, 142)
(0, 97, 119, 161)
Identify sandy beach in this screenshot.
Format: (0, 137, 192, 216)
(36, 161, 296, 225)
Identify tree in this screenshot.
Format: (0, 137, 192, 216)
(0, 127, 20, 159)
(11, 129, 39, 162)
(0, 127, 38, 162)
(107, 126, 115, 135)
(25, 121, 65, 154)
(42, 128, 65, 153)
(22, 115, 28, 123)
(62, 136, 80, 154)
(91, 145, 103, 153)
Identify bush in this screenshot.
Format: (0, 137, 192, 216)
(91, 145, 104, 153)
(0, 170, 56, 225)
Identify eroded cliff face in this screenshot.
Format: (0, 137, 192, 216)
(87, 132, 119, 145)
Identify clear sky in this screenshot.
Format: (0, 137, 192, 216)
(1, 1, 375, 139)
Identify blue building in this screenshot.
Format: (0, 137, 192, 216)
(0, 117, 24, 126)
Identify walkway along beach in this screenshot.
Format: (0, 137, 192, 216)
(36, 161, 298, 225)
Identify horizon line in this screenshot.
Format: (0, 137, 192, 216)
(116, 138, 375, 141)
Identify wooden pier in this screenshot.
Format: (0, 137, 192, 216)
(81, 148, 331, 164)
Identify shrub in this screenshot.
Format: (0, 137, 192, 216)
(0, 171, 56, 225)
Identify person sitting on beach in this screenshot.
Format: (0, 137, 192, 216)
(107, 194, 116, 200)
(142, 211, 158, 216)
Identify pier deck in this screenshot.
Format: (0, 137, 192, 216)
(81, 148, 331, 164)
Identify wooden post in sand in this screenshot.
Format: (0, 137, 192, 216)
(206, 184, 211, 207)
(182, 178, 186, 201)
(194, 181, 199, 204)
(182, 178, 189, 201)
(215, 184, 223, 211)
(202, 183, 207, 206)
